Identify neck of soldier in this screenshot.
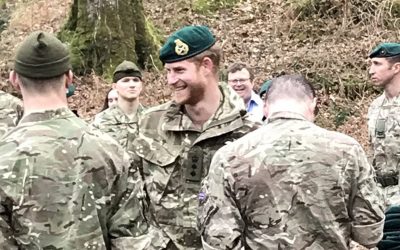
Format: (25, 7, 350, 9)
(118, 96, 139, 116)
(185, 83, 221, 128)
(22, 90, 68, 115)
(267, 99, 314, 122)
(385, 76, 400, 99)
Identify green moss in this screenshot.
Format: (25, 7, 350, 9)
(59, 0, 162, 81)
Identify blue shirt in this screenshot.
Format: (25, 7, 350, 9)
(247, 91, 264, 121)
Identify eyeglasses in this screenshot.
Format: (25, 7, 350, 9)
(228, 78, 250, 84)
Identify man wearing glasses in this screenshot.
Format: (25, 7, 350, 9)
(227, 62, 263, 121)
(92, 60, 145, 150)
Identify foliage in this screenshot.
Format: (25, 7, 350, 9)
(193, 0, 240, 14)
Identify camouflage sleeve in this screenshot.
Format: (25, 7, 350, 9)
(198, 147, 244, 250)
(350, 144, 384, 248)
(0, 198, 18, 249)
(90, 114, 101, 130)
(108, 153, 167, 250)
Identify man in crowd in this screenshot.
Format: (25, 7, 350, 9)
(227, 62, 263, 121)
(128, 25, 259, 249)
(199, 74, 384, 249)
(0, 90, 23, 137)
(0, 31, 149, 249)
(92, 60, 145, 150)
(368, 42, 400, 208)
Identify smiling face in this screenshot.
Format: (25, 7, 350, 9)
(165, 59, 207, 105)
(113, 76, 143, 101)
(228, 68, 254, 104)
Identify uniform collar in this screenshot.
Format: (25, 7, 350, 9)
(19, 107, 75, 124)
(265, 111, 308, 124)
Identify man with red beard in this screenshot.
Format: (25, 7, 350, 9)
(127, 25, 259, 249)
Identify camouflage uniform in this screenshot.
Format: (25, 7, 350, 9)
(91, 104, 145, 150)
(367, 93, 400, 208)
(199, 112, 385, 250)
(0, 108, 151, 249)
(0, 90, 23, 137)
(129, 83, 259, 249)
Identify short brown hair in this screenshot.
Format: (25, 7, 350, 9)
(387, 55, 400, 65)
(266, 74, 315, 104)
(18, 73, 66, 93)
(227, 62, 254, 81)
(189, 44, 222, 74)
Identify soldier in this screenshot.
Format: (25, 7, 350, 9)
(199, 74, 384, 249)
(368, 43, 400, 208)
(227, 62, 263, 121)
(0, 90, 23, 137)
(92, 60, 145, 149)
(0, 31, 150, 249)
(129, 25, 259, 249)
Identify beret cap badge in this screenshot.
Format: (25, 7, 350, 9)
(174, 39, 189, 56)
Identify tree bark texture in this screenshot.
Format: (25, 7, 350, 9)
(60, 0, 162, 78)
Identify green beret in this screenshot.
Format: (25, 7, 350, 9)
(259, 80, 272, 97)
(14, 31, 70, 78)
(159, 25, 216, 64)
(113, 60, 142, 83)
(369, 43, 400, 58)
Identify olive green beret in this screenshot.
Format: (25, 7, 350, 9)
(14, 31, 70, 79)
(159, 25, 216, 64)
(369, 43, 400, 58)
(259, 80, 272, 97)
(113, 60, 142, 83)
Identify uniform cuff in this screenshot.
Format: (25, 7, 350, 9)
(352, 219, 384, 247)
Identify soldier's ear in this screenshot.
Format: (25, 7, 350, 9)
(65, 70, 74, 86)
(9, 70, 21, 92)
(200, 57, 214, 74)
(394, 62, 400, 73)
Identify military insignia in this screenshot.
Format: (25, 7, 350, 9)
(174, 39, 189, 56)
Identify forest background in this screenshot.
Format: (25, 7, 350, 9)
(0, 0, 399, 152)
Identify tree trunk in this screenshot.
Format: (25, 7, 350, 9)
(59, 0, 162, 79)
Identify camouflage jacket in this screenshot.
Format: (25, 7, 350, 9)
(91, 104, 145, 150)
(129, 83, 260, 249)
(199, 112, 385, 250)
(367, 93, 400, 178)
(0, 108, 151, 249)
(0, 90, 23, 138)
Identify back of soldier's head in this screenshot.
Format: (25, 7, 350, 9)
(13, 31, 71, 91)
(266, 74, 315, 105)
